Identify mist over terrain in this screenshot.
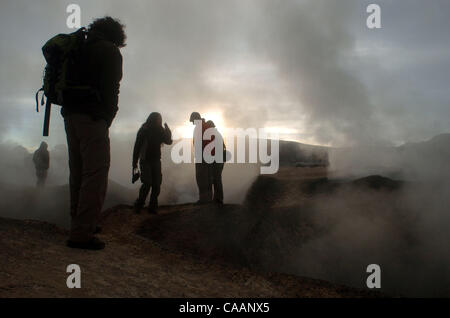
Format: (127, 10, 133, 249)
(1, 0, 449, 147)
(0, 0, 450, 297)
(1, 131, 449, 297)
(130, 134, 449, 297)
(0, 135, 260, 227)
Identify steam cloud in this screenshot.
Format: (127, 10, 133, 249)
(1, 0, 449, 146)
(0, 0, 449, 297)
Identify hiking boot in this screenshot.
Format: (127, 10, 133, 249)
(194, 200, 210, 206)
(134, 203, 143, 214)
(147, 206, 158, 215)
(66, 237, 105, 250)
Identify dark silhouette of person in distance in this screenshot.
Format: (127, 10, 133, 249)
(33, 141, 50, 187)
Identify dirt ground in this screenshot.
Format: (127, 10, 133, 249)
(0, 191, 379, 298)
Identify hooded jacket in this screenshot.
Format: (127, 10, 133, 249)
(33, 145, 50, 170)
(133, 124, 172, 166)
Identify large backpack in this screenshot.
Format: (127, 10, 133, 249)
(35, 27, 100, 136)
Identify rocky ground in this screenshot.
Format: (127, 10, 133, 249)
(0, 180, 380, 298)
(2, 134, 449, 298)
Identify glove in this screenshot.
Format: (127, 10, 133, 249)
(132, 167, 140, 184)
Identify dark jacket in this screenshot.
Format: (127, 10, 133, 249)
(133, 125, 172, 166)
(61, 31, 123, 127)
(33, 148, 50, 170)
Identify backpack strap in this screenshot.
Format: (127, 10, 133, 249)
(42, 99, 51, 137)
(35, 87, 45, 112)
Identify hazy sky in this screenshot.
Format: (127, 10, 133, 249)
(0, 0, 449, 150)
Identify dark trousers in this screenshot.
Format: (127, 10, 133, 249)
(210, 162, 224, 203)
(64, 113, 110, 242)
(36, 169, 48, 187)
(135, 160, 162, 208)
(195, 162, 212, 202)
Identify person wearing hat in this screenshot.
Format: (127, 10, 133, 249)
(190, 112, 213, 204)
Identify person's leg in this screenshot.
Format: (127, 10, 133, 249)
(135, 161, 151, 211)
(195, 163, 203, 201)
(135, 183, 150, 207)
(36, 170, 44, 187)
(212, 163, 224, 204)
(64, 116, 82, 220)
(205, 163, 213, 202)
(196, 162, 212, 203)
(41, 170, 48, 187)
(69, 114, 110, 243)
(149, 160, 162, 212)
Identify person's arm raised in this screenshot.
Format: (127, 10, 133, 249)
(163, 123, 173, 145)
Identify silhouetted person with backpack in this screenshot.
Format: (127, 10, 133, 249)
(133, 112, 172, 214)
(33, 141, 50, 187)
(62, 17, 125, 250)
